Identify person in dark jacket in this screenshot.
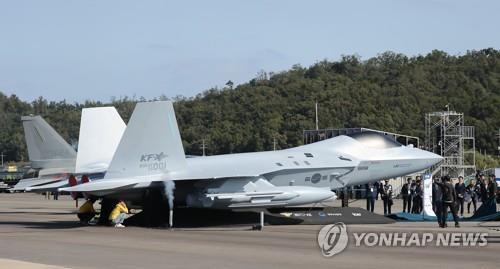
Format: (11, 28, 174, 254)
(439, 175, 460, 228)
(365, 183, 377, 212)
(432, 177, 443, 226)
(401, 178, 412, 213)
(380, 179, 393, 215)
(409, 180, 416, 213)
(455, 176, 466, 217)
(413, 180, 423, 214)
(465, 181, 478, 214)
(479, 174, 488, 203)
(373, 181, 380, 200)
(486, 175, 498, 200)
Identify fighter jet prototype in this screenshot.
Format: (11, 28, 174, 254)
(61, 101, 443, 210)
(12, 107, 126, 191)
(12, 115, 77, 191)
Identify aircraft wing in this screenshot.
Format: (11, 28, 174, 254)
(58, 178, 148, 193)
(26, 180, 70, 192)
(11, 178, 62, 191)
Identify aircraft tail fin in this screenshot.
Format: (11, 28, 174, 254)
(75, 107, 126, 174)
(22, 115, 76, 169)
(104, 101, 186, 179)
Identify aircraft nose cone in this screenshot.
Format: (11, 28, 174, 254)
(426, 151, 443, 164)
(415, 149, 443, 168)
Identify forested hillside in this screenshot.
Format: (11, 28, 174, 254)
(1, 49, 499, 162)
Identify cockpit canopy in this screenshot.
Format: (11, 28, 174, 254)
(347, 131, 403, 149)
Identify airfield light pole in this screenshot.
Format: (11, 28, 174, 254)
(315, 102, 319, 130)
(201, 139, 207, 156)
(0, 152, 4, 167)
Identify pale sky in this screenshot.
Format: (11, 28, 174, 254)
(1, 0, 499, 102)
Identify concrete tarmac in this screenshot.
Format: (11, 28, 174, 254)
(0, 193, 499, 269)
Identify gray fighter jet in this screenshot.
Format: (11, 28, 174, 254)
(61, 101, 443, 209)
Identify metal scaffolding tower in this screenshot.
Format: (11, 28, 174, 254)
(425, 111, 475, 178)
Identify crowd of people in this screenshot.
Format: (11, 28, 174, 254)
(365, 176, 425, 216)
(365, 173, 498, 228)
(431, 173, 497, 228)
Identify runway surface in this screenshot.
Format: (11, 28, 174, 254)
(0, 193, 499, 269)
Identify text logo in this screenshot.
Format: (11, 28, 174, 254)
(317, 222, 348, 257)
(317, 222, 489, 258)
(140, 152, 167, 162)
(139, 152, 168, 171)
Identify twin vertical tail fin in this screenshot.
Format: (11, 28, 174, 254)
(22, 115, 76, 169)
(75, 107, 126, 174)
(104, 101, 187, 179)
